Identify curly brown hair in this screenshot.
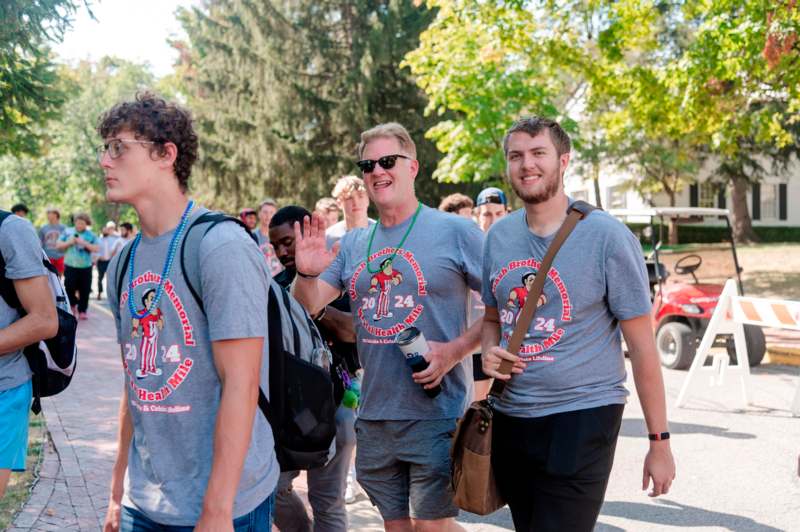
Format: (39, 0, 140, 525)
(97, 91, 198, 192)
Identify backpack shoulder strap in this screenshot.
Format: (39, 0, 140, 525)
(179, 212, 258, 315)
(114, 240, 135, 307)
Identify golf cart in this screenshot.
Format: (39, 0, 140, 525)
(609, 207, 766, 370)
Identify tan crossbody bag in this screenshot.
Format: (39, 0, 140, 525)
(449, 201, 596, 515)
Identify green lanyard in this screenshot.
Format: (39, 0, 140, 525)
(365, 202, 422, 274)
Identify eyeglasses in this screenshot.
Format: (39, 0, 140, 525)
(96, 139, 155, 162)
(356, 154, 410, 173)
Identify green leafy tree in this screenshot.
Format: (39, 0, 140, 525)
(177, 0, 460, 210)
(0, 0, 88, 157)
(0, 58, 162, 225)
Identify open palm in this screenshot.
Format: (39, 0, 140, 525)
(293, 213, 337, 276)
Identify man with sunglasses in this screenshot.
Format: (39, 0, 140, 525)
(97, 92, 278, 531)
(293, 123, 483, 532)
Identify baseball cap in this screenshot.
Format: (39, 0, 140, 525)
(476, 187, 507, 207)
(239, 208, 257, 217)
(105, 220, 117, 229)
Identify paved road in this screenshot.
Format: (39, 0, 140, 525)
(12, 301, 800, 531)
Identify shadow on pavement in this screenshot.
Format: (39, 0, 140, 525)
(600, 500, 783, 531)
(458, 506, 513, 528)
(619, 418, 756, 440)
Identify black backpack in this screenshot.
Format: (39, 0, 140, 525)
(0, 211, 78, 414)
(115, 212, 336, 471)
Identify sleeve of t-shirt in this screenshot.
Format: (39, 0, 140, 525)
(0, 216, 47, 280)
(481, 226, 499, 309)
(457, 220, 484, 293)
(106, 253, 124, 342)
(199, 227, 270, 341)
(604, 221, 652, 321)
(319, 231, 348, 292)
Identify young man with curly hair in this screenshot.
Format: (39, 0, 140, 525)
(98, 92, 278, 531)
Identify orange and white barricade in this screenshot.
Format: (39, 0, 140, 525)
(676, 279, 800, 414)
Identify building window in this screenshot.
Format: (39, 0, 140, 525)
(761, 184, 779, 220)
(608, 185, 626, 209)
(698, 182, 717, 208)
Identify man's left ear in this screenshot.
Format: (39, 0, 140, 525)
(560, 152, 571, 170)
(410, 158, 420, 180)
(160, 142, 179, 168)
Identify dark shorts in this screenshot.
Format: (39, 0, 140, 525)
(355, 418, 459, 521)
(492, 403, 624, 532)
(472, 353, 490, 381)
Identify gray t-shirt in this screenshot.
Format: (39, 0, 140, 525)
(482, 206, 651, 418)
(39, 223, 66, 259)
(321, 205, 483, 421)
(0, 215, 47, 391)
(107, 208, 278, 526)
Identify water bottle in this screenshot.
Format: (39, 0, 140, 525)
(395, 327, 441, 398)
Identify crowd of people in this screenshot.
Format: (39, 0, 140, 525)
(0, 91, 676, 532)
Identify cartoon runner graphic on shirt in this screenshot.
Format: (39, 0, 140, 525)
(131, 288, 164, 378)
(368, 258, 404, 321)
(507, 272, 547, 320)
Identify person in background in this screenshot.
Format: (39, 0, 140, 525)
(315, 197, 340, 229)
(0, 212, 58, 501)
(475, 187, 509, 233)
(10, 204, 29, 220)
(239, 208, 258, 231)
(119, 222, 136, 243)
(269, 205, 358, 532)
(469, 187, 509, 400)
(96, 221, 123, 300)
(438, 194, 474, 219)
(325, 175, 374, 248)
(253, 199, 283, 277)
(39, 207, 67, 277)
(56, 212, 99, 320)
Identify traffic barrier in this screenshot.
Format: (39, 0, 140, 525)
(676, 278, 800, 415)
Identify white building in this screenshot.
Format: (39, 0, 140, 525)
(565, 157, 799, 227)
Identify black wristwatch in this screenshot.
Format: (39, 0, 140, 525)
(648, 432, 670, 441)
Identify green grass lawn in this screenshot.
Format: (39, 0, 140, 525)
(0, 414, 45, 530)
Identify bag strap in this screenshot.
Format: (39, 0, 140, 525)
(115, 240, 135, 307)
(488, 200, 597, 399)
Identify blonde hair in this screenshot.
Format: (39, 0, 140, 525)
(315, 197, 339, 213)
(357, 122, 417, 159)
(332, 175, 366, 200)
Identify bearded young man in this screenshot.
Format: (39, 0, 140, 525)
(98, 92, 278, 532)
(292, 123, 483, 532)
(480, 117, 676, 531)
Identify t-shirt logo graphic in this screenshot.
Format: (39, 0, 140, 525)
(350, 247, 428, 343)
(120, 271, 197, 412)
(131, 288, 165, 379)
(492, 259, 572, 362)
(368, 258, 404, 321)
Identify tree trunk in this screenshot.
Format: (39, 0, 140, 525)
(731, 175, 759, 243)
(592, 160, 603, 208)
(667, 189, 679, 244)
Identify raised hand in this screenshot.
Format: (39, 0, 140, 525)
(293, 213, 337, 277)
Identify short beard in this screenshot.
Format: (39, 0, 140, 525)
(510, 170, 562, 205)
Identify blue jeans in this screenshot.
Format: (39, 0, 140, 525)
(120, 494, 274, 532)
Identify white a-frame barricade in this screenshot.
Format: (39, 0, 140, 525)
(676, 278, 800, 414)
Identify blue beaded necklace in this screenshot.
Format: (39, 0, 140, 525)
(127, 200, 194, 320)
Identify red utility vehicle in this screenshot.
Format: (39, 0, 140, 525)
(610, 207, 766, 369)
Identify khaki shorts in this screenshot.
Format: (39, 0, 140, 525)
(354, 418, 459, 521)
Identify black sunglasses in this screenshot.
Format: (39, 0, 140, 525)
(356, 154, 410, 173)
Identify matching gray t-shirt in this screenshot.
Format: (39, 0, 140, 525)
(39, 223, 66, 259)
(0, 215, 47, 392)
(107, 207, 279, 526)
(321, 205, 483, 421)
(482, 206, 652, 418)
